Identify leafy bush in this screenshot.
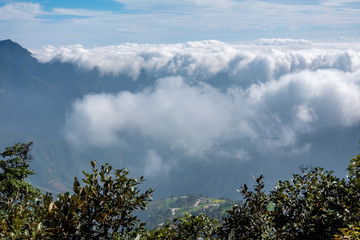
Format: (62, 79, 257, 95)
(145, 213, 219, 239)
(335, 225, 360, 240)
(221, 154, 360, 239)
(0, 142, 153, 239)
(41, 160, 153, 239)
(0, 142, 43, 239)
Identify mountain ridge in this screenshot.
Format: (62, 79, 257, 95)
(0, 39, 50, 91)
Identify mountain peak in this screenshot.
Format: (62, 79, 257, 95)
(0, 39, 36, 65)
(0, 39, 19, 45)
(0, 39, 29, 52)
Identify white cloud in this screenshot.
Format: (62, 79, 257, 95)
(1, 1, 359, 48)
(114, 0, 359, 16)
(0, 2, 110, 20)
(114, 0, 236, 11)
(253, 38, 313, 45)
(112, 0, 360, 31)
(65, 76, 247, 155)
(52, 8, 110, 17)
(143, 149, 172, 177)
(33, 40, 360, 82)
(64, 68, 360, 158)
(57, 40, 360, 178)
(294, 104, 316, 123)
(249, 69, 360, 129)
(321, 0, 359, 7)
(0, 2, 44, 20)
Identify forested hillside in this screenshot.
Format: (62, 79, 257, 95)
(137, 194, 239, 229)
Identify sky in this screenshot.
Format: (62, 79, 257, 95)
(0, 0, 360, 48)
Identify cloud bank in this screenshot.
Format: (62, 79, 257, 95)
(53, 40, 360, 177)
(34, 40, 360, 83)
(64, 69, 360, 157)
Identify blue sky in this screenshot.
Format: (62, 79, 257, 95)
(0, 0, 359, 48)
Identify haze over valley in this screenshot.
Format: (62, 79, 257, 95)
(1, 38, 360, 199)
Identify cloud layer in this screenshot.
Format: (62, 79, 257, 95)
(55, 40, 360, 175)
(33, 40, 360, 82)
(64, 70, 360, 157)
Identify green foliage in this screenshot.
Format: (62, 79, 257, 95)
(0, 143, 153, 239)
(0, 142, 40, 202)
(335, 225, 360, 240)
(145, 213, 219, 240)
(269, 166, 346, 239)
(2, 141, 360, 240)
(139, 195, 236, 230)
(220, 155, 360, 239)
(218, 175, 270, 239)
(344, 154, 360, 224)
(0, 142, 44, 239)
(41, 160, 153, 239)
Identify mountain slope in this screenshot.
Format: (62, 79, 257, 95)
(0, 39, 50, 91)
(137, 194, 240, 229)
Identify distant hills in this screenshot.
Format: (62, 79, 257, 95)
(137, 194, 240, 230)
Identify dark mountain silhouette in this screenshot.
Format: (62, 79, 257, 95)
(0, 39, 37, 67)
(0, 39, 50, 91)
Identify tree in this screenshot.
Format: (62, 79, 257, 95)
(220, 154, 360, 239)
(42, 160, 153, 239)
(218, 175, 271, 239)
(145, 213, 219, 240)
(0, 142, 43, 239)
(0, 142, 40, 203)
(0, 142, 154, 239)
(269, 166, 346, 239)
